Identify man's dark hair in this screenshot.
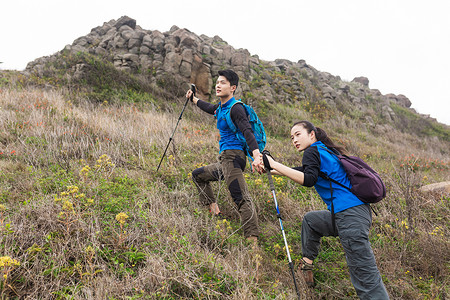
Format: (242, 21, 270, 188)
(218, 69, 239, 90)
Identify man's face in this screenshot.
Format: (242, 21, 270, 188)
(216, 76, 236, 98)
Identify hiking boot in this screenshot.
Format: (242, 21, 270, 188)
(299, 258, 314, 287)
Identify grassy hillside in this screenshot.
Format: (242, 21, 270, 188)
(0, 61, 449, 299)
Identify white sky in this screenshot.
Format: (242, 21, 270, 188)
(1, 0, 449, 125)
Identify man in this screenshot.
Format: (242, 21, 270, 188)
(186, 69, 263, 245)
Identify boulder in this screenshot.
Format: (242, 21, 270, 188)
(179, 61, 192, 78)
(151, 31, 165, 52)
(140, 45, 151, 55)
(181, 49, 194, 64)
(190, 55, 212, 98)
(385, 93, 411, 108)
(370, 89, 382, 97)
(352, 76, 369, 87)
(114, 16, 136, 30)
(419, 181, 450, 194)
(396, 94, 412, 108)
(113, 34, 127, 49)
(163, 52, 182, 73)
(231, 50, 250, 67)
(172, 28, 200, 49)
(382, 105, 395, 121)
(142, 35, 152, 48)
(322, 84, 336, 99)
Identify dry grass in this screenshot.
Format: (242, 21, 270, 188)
(0, 82, 449, 299)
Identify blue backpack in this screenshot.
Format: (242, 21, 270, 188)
(216, 99, 266, 161)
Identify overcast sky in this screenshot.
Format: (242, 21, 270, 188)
(2, 0, 449, 125)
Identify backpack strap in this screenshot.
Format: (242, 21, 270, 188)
(319, 171, 351, 191)
(223, 99, 256, 163)
(318, 146, 377, 219)
(317, 146, 352, 191)
(223, 99, 243, 134)
(329, 180, 337, 234)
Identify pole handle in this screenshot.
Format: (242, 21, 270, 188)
(262, 151, 275, 190)
(262, 150, 273, 171)
(189, 84, 196, 102)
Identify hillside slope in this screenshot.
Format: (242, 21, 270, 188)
(0, 16, 449, 299)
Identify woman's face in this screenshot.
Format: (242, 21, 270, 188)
(290, 124, 316, 151)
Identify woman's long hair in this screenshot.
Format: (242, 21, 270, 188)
(292, 120, 346, 154)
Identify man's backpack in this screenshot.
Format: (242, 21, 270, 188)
(319, 147, 386, 203)
(217, 99, 266, 160)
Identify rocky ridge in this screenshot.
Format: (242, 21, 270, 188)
(26, 16, 431, 130)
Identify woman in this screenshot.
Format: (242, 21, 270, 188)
(262, 121, 389, 299)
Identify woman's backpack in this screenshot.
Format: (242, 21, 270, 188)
(319, 147, 386, 203)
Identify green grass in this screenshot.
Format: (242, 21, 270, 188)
(0, 60, 449, 299)
(391, 102, 449, 140)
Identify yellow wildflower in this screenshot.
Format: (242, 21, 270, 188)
(401, 220, 409, 229)
(85, 246, 95, 256)
(274, 177, 284, 184)
(273, 243, 282, 256)
(116, 212, 129, 225)
(0, 256, 20, 268)
(66, 185, 79, 194)
(62, 200, 74, 212)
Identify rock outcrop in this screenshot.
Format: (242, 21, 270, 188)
(25, 16, 419, 120)
(352, 76, 369, 87)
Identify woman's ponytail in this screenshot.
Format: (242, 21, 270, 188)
(315, 127, 346, 154)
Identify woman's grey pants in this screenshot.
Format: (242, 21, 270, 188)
(301, 204, 389, 299)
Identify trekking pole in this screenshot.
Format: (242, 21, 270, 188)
(262, 151, 301, 299)
(156, 84, 196, 172)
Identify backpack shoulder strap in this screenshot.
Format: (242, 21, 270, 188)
(317, 146, 351, 191)
(318, 146, 341, 157)
(224, 99, 244, 133)
(319, 171, 350, 190)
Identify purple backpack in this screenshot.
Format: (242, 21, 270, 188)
(319, 147, 386, 203)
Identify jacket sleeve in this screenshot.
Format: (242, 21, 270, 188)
(300, 146, 321, 187)
(196, 99, 219, 115)
(230, 103, 259, 153)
